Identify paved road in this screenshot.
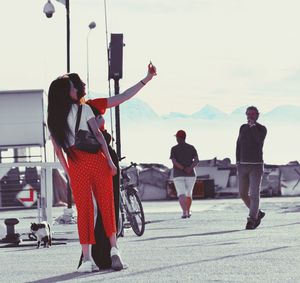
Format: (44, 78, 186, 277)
(0, 197, 299, 282)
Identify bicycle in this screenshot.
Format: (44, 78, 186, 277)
(117, 162, 145, 237)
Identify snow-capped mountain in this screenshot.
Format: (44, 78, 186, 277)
(263, 105, 300, 121)
(100, 97, 160, 126)
(191, 105, 228, 120)
(162, 105, 228, 120)
(162, 112, 189, 120)
(90, 92, 300, 123)
(81, 93, 300, 165)
(231, 106, 248, 116)
(119, 98, 160, 122)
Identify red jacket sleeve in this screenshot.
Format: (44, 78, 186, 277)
(86, 98, 108, 115)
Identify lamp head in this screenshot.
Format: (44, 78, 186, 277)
(88, 21, 96, 29)
(43, 1, 55, 18)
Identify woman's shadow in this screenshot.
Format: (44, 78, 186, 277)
(26, 269, 113, 283)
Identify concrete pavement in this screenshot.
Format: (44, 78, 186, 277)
(0, 197, 299, 282)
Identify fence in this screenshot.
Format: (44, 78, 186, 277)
(0, 162, 62, 222)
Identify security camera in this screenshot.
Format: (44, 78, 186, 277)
(43, 1, 55, 18)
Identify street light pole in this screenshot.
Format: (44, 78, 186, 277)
(61, 0, 71, 209)
(43, 0, 72, 212)
(108, 34, 124, 159)
(86, 21, 96, 97)
(66, 0, 70, 73)
(43, 0, 70, 73)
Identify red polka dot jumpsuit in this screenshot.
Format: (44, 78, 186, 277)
(68, 146, 116, 244)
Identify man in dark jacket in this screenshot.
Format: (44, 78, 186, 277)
(236, 106, 267, 230)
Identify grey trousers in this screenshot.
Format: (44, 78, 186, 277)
(237, 164, 264, 219)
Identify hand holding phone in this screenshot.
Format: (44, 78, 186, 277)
(148, 61, 157, 75)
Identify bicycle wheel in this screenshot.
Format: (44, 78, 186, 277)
(126, 190, 145, 236)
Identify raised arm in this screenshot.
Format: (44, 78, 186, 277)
(106, 63, 157, 108)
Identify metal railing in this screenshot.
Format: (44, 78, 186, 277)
(0, 162, 62, 222)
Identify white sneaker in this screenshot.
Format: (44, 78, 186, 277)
(110, 247, 124, 271)
(92, 263, 99, 272)
(77, 261, 92, 273)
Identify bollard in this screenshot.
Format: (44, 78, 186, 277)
(1, 218, 21, 244)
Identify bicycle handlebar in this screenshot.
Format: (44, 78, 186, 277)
(119, 156, 126, 162)
(121, 162, 137, 172)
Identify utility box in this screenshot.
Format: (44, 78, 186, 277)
(0, 89, 46, 148)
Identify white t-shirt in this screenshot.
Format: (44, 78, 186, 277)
(66, 104, 95, 147)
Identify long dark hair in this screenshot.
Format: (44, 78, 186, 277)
(47, 77, 74, 155)
(68, 73, 86, 100)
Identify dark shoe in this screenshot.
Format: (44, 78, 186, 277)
(110, 247, 124, 271)
(258, 210, 265, 219)
(181, 215, 187, 219)
(255, 210, 266, 228)
(245, 218, 256, 230)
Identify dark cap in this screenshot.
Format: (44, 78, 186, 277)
(175, 130, 186, 139)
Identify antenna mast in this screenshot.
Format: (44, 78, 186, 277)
(103, 0, 115, 147)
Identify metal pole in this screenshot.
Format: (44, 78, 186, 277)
(45, 166, 53, 222)
(114, 79, 121, 159)
(86, 30, 90, 97)
(66, 0, 70, 73)
(13, 148, 18, 163)
(65, 0, 72, 208)
(86, 22, 96, 98)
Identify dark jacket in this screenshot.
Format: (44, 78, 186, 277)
(236, 122, 267, 163)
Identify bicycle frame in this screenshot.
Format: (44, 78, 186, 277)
(118, 162, 145, 237)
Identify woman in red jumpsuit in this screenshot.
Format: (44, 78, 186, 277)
(48, 76, 122, 272)
(67, 63, 156, 270)
(48, 64, 156, 272)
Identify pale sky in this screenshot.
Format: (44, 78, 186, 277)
(1, 0, 300, 115)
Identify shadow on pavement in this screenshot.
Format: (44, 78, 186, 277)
(262, 221, 300, 228)
(174, 236, 254, 249)
(131, 229, 242, 242)
(26, 269, 113, 283)
(133, 221, 300, 243)
(146, 227, 183, 231)
(0, 242, 67, 249)
(96, 246, 294, 282)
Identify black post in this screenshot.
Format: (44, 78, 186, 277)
(66, 0, 72, 208)
(108, 33, 124, 160)
(114, 79, 121, 159)
(67, 178, 72, 209)
(13, 148, 18, 163)
(66, 0, 70, 73)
